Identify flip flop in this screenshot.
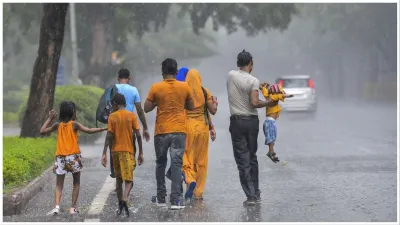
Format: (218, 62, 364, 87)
(267, 152, 277, 163)
(272, 152, 280, 162)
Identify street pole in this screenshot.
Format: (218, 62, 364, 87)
(69, 3, 82, 85)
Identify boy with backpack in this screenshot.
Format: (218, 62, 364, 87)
(96, 69, 150, 178)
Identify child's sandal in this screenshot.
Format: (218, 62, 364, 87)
(266, 152, 277, 163)
(272, 152, 280, 162)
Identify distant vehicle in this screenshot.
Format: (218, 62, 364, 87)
(276, 75, 317, 114)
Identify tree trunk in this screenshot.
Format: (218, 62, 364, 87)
(20, 3, 68, 138)
(79, 8, 114, 88)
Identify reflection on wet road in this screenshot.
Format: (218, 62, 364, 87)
(3, 100, 397, 222)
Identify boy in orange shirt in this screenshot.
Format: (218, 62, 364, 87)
(101, 94, 143, 217)
(260, 83, 293, 163)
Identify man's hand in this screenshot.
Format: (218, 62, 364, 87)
(138, 152, 144, 166)
(143, 130, 150, 142)
(259, 82, 269, 90)
(49, 110, 57, 120)
(210, 128, 216, 141)
(101, 153, 107, 168)
(284, 94, 294, 98)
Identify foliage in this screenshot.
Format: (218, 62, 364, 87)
(304, 3, 396, 71)
(19, 85, 105, 143)
(3, 113, 19, 125)
(3, 87, 29, 113)
(122, 7, 218, 74)
(177, 3, 297, 35)
(3, 136, 56, 192)
(3, 3, 297, 79)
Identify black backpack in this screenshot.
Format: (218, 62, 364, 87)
(95, 84, 119, 127)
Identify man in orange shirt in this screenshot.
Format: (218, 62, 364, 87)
(101, 94, 143, 217)
(144, 58, 194, 210)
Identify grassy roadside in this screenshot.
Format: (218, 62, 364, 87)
(3, 136, 56, 194)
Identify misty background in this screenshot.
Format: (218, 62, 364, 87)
(3, 3, 397, 124)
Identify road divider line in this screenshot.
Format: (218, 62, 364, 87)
(84, 175, 114, 222)
(84, 218, 100, 222)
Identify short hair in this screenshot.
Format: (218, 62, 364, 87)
(59, 101, 76, 122)
(112, 93, 126, 106)
(118, 68, 130, 79)
(237, 49, 253, 67)
(161, 58, 178, 75)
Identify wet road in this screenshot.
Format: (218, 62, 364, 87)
(3, 99, 397, 222)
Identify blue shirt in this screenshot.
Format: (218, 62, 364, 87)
(115, 84, 140, 113)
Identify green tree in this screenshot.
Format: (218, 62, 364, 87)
(19, 3, 297, 138)
(20, 3, 68, 138)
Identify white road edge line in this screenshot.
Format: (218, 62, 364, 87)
(83, 175, 114, 222)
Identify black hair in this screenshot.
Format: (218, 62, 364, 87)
(237, 49, 253, 67)
(112, 93, 126, 107)
(161, 58, 178, 76)
(118, 68, 130, 79)
(59, 101, 76, 123)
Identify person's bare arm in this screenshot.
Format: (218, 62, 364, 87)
(135, 102, 150, 141)
(103, 131, 113, 155)
(40, 121, 59, 135)
(40, 110, 59, 135)
(144, 100, 157, 113)
(73, 121, 107, 134)
(207, 97, 218, 115)
(185, 98, 195, 111)
(134, 102, 148, 131)
(135, 129, 144, 165)
(101, 131, 114, 167)
(250, 90, 278, 108)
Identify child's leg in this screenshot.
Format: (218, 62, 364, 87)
(54, 156, 67, 207)
(123, 181, 133, 202)
(71, 172, 80, 208)
(268, 142, 275, 154)
(116, 178, 123, 202)
(264, 119, 277, 148)
(55, 174, 65, 206)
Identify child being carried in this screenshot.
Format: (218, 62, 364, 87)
(260, 83, 293, 163)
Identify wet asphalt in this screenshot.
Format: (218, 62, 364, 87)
(3, 99, 397, 222)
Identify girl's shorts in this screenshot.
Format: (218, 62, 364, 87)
(263, 118, 277, 145)
(54, 154, 83, 175)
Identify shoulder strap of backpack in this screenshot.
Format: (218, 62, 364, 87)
(201, 87, 211, 127)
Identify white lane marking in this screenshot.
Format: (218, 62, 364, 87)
(83, 176, 114, 222)
(84, 218, 100, 222)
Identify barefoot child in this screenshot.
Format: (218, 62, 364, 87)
(40, 101, 107, 215)
(260, 84, 293, 163)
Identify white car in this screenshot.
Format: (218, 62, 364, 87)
(276, 75, 317, 114)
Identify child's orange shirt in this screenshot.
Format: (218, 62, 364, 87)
(261, 87, 285, 119)
(108, 109, 140, 154)
(56, 121, 81, 156)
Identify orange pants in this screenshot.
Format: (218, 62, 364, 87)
(182, 117, 209, 198)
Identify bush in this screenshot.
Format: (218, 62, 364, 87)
(3, 136, 56, 192)
(19, 85, 105, 144)
(3, 86, 29, 124)
(3, 112, 19, 125)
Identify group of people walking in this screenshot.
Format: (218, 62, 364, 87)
(40, 49, 287, 217)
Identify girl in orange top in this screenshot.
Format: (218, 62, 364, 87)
(40, 101, 107, 215)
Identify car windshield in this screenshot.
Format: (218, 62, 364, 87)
(281, 78, 309, 88)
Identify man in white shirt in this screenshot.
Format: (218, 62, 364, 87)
(226, 50, 276, 206)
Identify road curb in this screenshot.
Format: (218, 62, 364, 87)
(3, 166, 54, 216)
